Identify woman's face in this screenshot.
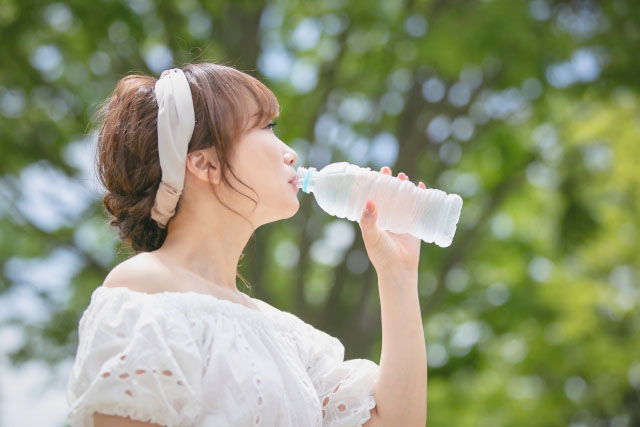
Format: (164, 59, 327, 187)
(226, 114, 300, 227)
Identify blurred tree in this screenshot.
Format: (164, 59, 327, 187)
(0, 0, 638, 426)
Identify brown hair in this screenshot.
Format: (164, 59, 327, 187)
(93, 62, 280, 286)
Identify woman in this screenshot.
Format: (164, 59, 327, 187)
(66, 62, 427, 427)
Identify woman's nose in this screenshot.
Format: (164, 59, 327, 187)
(285, 150, 298, 166)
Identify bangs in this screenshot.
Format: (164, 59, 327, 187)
(235, 74, 281, 133)
(183, 62, 282, 147)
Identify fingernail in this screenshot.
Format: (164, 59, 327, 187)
(365, 200, 374, 214)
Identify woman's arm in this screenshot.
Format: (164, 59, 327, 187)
(94, 412, 164, 427)
(364, 271, 427, 427)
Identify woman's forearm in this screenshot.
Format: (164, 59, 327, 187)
(373, 270, 427, 427)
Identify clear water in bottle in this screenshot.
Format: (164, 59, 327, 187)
(295, 162, 463, 248)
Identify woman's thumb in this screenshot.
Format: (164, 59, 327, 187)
(359, 200, 380, 238)
(360, 199, 384, 263)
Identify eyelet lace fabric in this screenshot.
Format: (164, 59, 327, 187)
(66, 286, 378, 427)
(284, 312, 379, 427)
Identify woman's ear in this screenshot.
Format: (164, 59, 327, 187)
(186, 148, 221, 185)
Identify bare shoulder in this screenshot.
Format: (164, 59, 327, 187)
(102, 252, 171, 294)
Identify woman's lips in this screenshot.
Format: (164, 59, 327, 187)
(289, 176, 298, 191)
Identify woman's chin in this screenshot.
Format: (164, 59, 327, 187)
(263, 199, 299, 224)
(282, 198, 300, 219)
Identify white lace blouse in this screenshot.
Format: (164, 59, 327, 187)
(66, 286, 379, 427)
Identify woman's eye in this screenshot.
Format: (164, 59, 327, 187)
(265, 121, 278, 130)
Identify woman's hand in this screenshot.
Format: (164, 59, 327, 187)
(359, 166, 426, 278)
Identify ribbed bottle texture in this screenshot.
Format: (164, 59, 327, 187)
(295, 162, 463, 248)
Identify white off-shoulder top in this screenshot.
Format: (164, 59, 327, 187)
(66, 286, 379, 427)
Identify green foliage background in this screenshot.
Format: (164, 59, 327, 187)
(0, 0, 639, 426)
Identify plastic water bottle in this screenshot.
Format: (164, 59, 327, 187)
(295, 162, 463, 248)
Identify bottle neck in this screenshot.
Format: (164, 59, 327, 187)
(296, 166, 317, 194)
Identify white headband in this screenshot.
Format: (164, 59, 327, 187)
(150, 68, 196, 229)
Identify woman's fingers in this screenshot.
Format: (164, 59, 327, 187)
(381, 166, 405, 180)
(382, 166, 425, 188)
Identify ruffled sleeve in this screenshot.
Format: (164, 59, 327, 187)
(289, 314, 379, 427)
(66, 287, 205, 427)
